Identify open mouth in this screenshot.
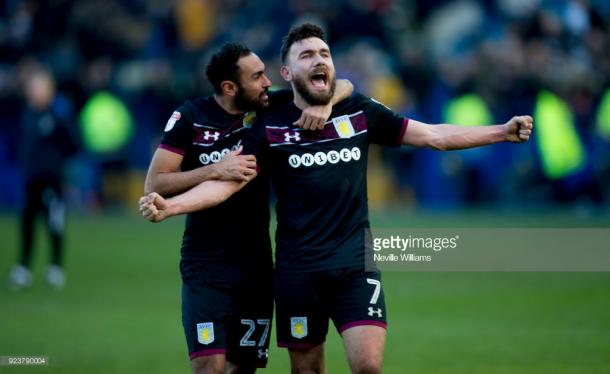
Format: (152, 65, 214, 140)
(310, 71, 328, 89)
(260, 89, 269, 101)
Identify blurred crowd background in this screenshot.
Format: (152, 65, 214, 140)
(1, 0, 609, 212)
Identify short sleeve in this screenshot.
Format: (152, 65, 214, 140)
(364, 97, 409, 147)
(158, 103, 193, 156)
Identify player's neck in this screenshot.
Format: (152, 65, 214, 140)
(292, 91, 311, 112)
(214, 94, 244, 116)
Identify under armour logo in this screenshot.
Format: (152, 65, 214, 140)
(204, 131, 220, 141)
(368, 307, 383, 318)
(258, 349, 269, 359)
(284, 132, 301, 142)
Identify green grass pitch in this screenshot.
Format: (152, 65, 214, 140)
(1, 211, 609, 373)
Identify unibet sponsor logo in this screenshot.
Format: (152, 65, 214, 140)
(199, 142, 241, 165)
(288, 147, 361, 168)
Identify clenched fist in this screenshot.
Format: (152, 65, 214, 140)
(139, 192, 170, 223)
(504, 115, 534, 143)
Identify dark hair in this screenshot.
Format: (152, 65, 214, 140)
(206, 42, 252, 94)
(280, 23, 326, 64)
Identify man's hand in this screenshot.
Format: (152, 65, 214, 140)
(294, 104, 332, 130)
(213, 146, 257, 181)
(504, 115, 534, 143)
(293, 79, 353, 130)
(139, 192, 171, 223)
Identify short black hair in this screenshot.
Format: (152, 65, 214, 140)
(206, 42, 252, 94)
(280, 23, 327, 64)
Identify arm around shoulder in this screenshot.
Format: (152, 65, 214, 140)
(144, 146, 256, 195)
(294, 79, 354, 130)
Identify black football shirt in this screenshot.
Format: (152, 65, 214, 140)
(244, 93, 408, 271)
(158, 91, 290, 263)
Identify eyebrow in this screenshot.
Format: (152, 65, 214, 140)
(298, 47, 330, 57)
(251, 69, 265, 78)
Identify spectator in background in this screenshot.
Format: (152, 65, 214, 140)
(8, 68, 79, 291)
(1, 0, 609, 211)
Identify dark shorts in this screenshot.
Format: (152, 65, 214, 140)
(275, 266, 387, 350)
(180, 260, 274, 368)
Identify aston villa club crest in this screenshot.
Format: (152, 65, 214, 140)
(290, 317, 308, 339)
(332, 115, 355, 138)
(243, 111, 256, 128)
(197, 322, 215, 345)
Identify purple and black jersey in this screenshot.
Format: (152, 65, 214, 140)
(159, 92, 290, 263)
(243, 93, 408, 272)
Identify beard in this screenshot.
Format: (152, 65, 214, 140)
(293, 74, 337, 106)
(234, 83, 269, 112)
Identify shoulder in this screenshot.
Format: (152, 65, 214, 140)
(350, 94, 397, 116)
(170, 99, 198, 122)
(184, 96, 215, 119)
(331, 93, 371, 115)
(179, 96, 232, 126)
(162, 98, 202, 133)
(340, 93, 370, 108)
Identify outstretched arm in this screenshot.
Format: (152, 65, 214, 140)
(402, 116, 533, 150)
(294, 79, 354, 130)
(144, 146, 257, 195)
(139, 179, 249, 222)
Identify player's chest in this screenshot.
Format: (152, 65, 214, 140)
(265, 112, 369, 174)
(184, 122, 247, 167)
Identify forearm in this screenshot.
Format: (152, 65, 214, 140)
(145, 165, 219, 195)
(331, 79, 353, 105)
(429, 124, 506, 151)
(294, 79, 353, 130)
(165, 180, 247, 217)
